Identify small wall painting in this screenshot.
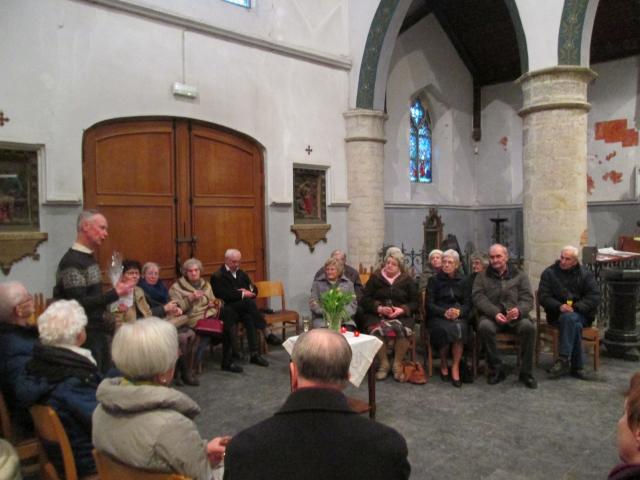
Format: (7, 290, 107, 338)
(293, 167, 326, 224)
(0, 149, 39, 231)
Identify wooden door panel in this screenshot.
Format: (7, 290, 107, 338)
(83, 120, 177, 281)
(95, 132, 173, 195)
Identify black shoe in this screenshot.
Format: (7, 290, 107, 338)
(439, 371, 450, 382)
(519, 373, 538, 389)
(570, 368, 589, 380)
(452, 378, 462, 388)
(487, 369, 506, 385)
(221, 362, 244, 373)
(266, 333, 282, 346)
(250, 354, 269, 367)
(547, 358, 570, 379)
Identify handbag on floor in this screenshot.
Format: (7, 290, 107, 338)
(401, 360, 428, 385)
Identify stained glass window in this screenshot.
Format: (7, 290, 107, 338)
(409, 98, 432, 183)
(222, 0, 251, 7)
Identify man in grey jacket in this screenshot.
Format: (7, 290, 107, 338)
(472, 244, 537, 389)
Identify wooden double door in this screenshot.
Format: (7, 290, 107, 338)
(83, 118, 265, 282)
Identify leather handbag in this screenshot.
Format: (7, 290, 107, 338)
(194, 298, 224, 335)
(401, 360, 428, 385)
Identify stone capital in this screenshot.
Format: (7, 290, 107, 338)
(344, 109, 388, 143)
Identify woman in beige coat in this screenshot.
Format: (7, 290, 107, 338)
(92, 318, 229, 479)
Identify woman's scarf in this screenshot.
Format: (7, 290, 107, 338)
(139, 278, 169, 304)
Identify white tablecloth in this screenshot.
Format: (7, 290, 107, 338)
(283, 332, 382, 387)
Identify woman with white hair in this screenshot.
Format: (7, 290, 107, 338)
(16, 299, 100, 476)
(362, 249, 418, 382)
(418, 249, 444, 292)
(92, 318, 229, 479)
(427, 249, 471, 388)
(170, 258, 242, 373)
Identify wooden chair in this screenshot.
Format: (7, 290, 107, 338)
(535, 290, 600, 370)
(93, 450, 191, 480)
(0, 390, 40, 477)
(29, 405, 99, 480)
(359, 272, 371, 287)
(254, 281, 300, 342)
(27, 292, 48, 326)
(476, 323, 521, 377)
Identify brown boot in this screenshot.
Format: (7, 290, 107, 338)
(376, 344, 390, 381)
(392, 337, 410, 382)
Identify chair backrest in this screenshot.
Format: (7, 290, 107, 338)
(30, 405, 78, 480)
(359, 273, 370, 286)
(255, 281, 286, 309)
(534, 289, 544, 327)
(0, 390, 15, 442)
(93, 450, 190, 480)
(418, 288, 427, 323)
(28, 293, 48, 327)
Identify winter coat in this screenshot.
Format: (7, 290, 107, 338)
(169, 277, 219, 328)
(538, 260, 600, 326)
(427, 271, 472, 321)
(92, 377, 211, 480)
(472, 265, 533, 320)
(309, 274, 357, 326)
(361, 270, 418, 329)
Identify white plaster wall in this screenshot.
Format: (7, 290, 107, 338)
(0, 0, 351, 313)
(384, 15, 475, 206)
(587, 56, 640, 202)
(476, 82, 524, 205)
(514, 0, 564, 71)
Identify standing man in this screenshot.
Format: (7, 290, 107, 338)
(54, 210, 133, 373)
(473, 243, 537, 389)
(211, 248, 269, 367)
(223, 329, 410, 480)
(539, 245, 600, 379)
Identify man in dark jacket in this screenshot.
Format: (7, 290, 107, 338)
(472, 244, 537, 389)
(211, 248, 269, 367)
(224, 329, 410, 480)
(539, 245, 600, 380)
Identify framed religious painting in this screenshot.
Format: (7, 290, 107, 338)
(293, 167, 326, 224)
(0, 148, 39, 231)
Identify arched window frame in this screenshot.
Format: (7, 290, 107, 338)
(409, 97, 432, 183)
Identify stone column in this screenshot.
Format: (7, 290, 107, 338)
(517, 66, 596, 282)
(343, 109, 387, 270)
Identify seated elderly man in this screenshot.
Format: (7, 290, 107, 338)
(539, 245, 600, 380)
(224, 329, 410, 479)
(17, 300, 100, 477)
(0, 281, 37, 439)
(472, 244, 537, 389)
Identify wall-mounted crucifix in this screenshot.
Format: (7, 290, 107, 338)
(305, 145, 313, 155)
(0, 111, 10, 127)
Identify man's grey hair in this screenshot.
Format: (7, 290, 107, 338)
(224, 248, 241, 260)
(489, 243, 509, 257)
(182, 258, 203, 275)
(112, 318, 179, 380)
(562, 245, 580, 259)
(0, 281, 29, 322)
(38, 300, 87, 347)
(330, 249, 346, 263)
(76, 209, 101, 232)
(292, 329, 351, 387)
(442, 249, 460, 264)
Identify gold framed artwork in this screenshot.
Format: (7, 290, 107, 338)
(291, 167, 330, 252)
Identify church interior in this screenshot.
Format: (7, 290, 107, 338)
(2, 0, 640, 478)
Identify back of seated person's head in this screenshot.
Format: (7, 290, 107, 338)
(112, 318, 178, 380)
(0, 281, 29, 324)
(38, 300, 87, 347)
(292, 329, 351, 388)
(618, 372, 640, 464)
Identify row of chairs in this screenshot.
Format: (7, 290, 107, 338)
(1, 391, 189, 479)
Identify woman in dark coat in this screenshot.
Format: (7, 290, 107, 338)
(16, 299, 100, 477)
(427, 249, 471, 388)
(362, 250, 418, 382)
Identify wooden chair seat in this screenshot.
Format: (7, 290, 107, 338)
(0, 390, 40, 477)
(93, 450, 191, 480)
(476, 329, 521, 377)
(255, 281, 300, 342)
(30, 405, 98, 480)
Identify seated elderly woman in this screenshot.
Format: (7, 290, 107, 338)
(427, 249, 471, 388)
(17, 300, 100, 477)
(138, 261, 171, 305)
(113, 260, 198, 386)
(92, 318, 229, 479)
(362, 250, 418, 382)
(610, 372, 640, 479)
(169, 258, 243, 373)
(469, 252, 489, 284)
(418, 249, 444, 292)
(309, 257, 358, 330)
(0, 281, 37, 440)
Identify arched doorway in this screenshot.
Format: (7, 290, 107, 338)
(83, 118, 265, 282)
